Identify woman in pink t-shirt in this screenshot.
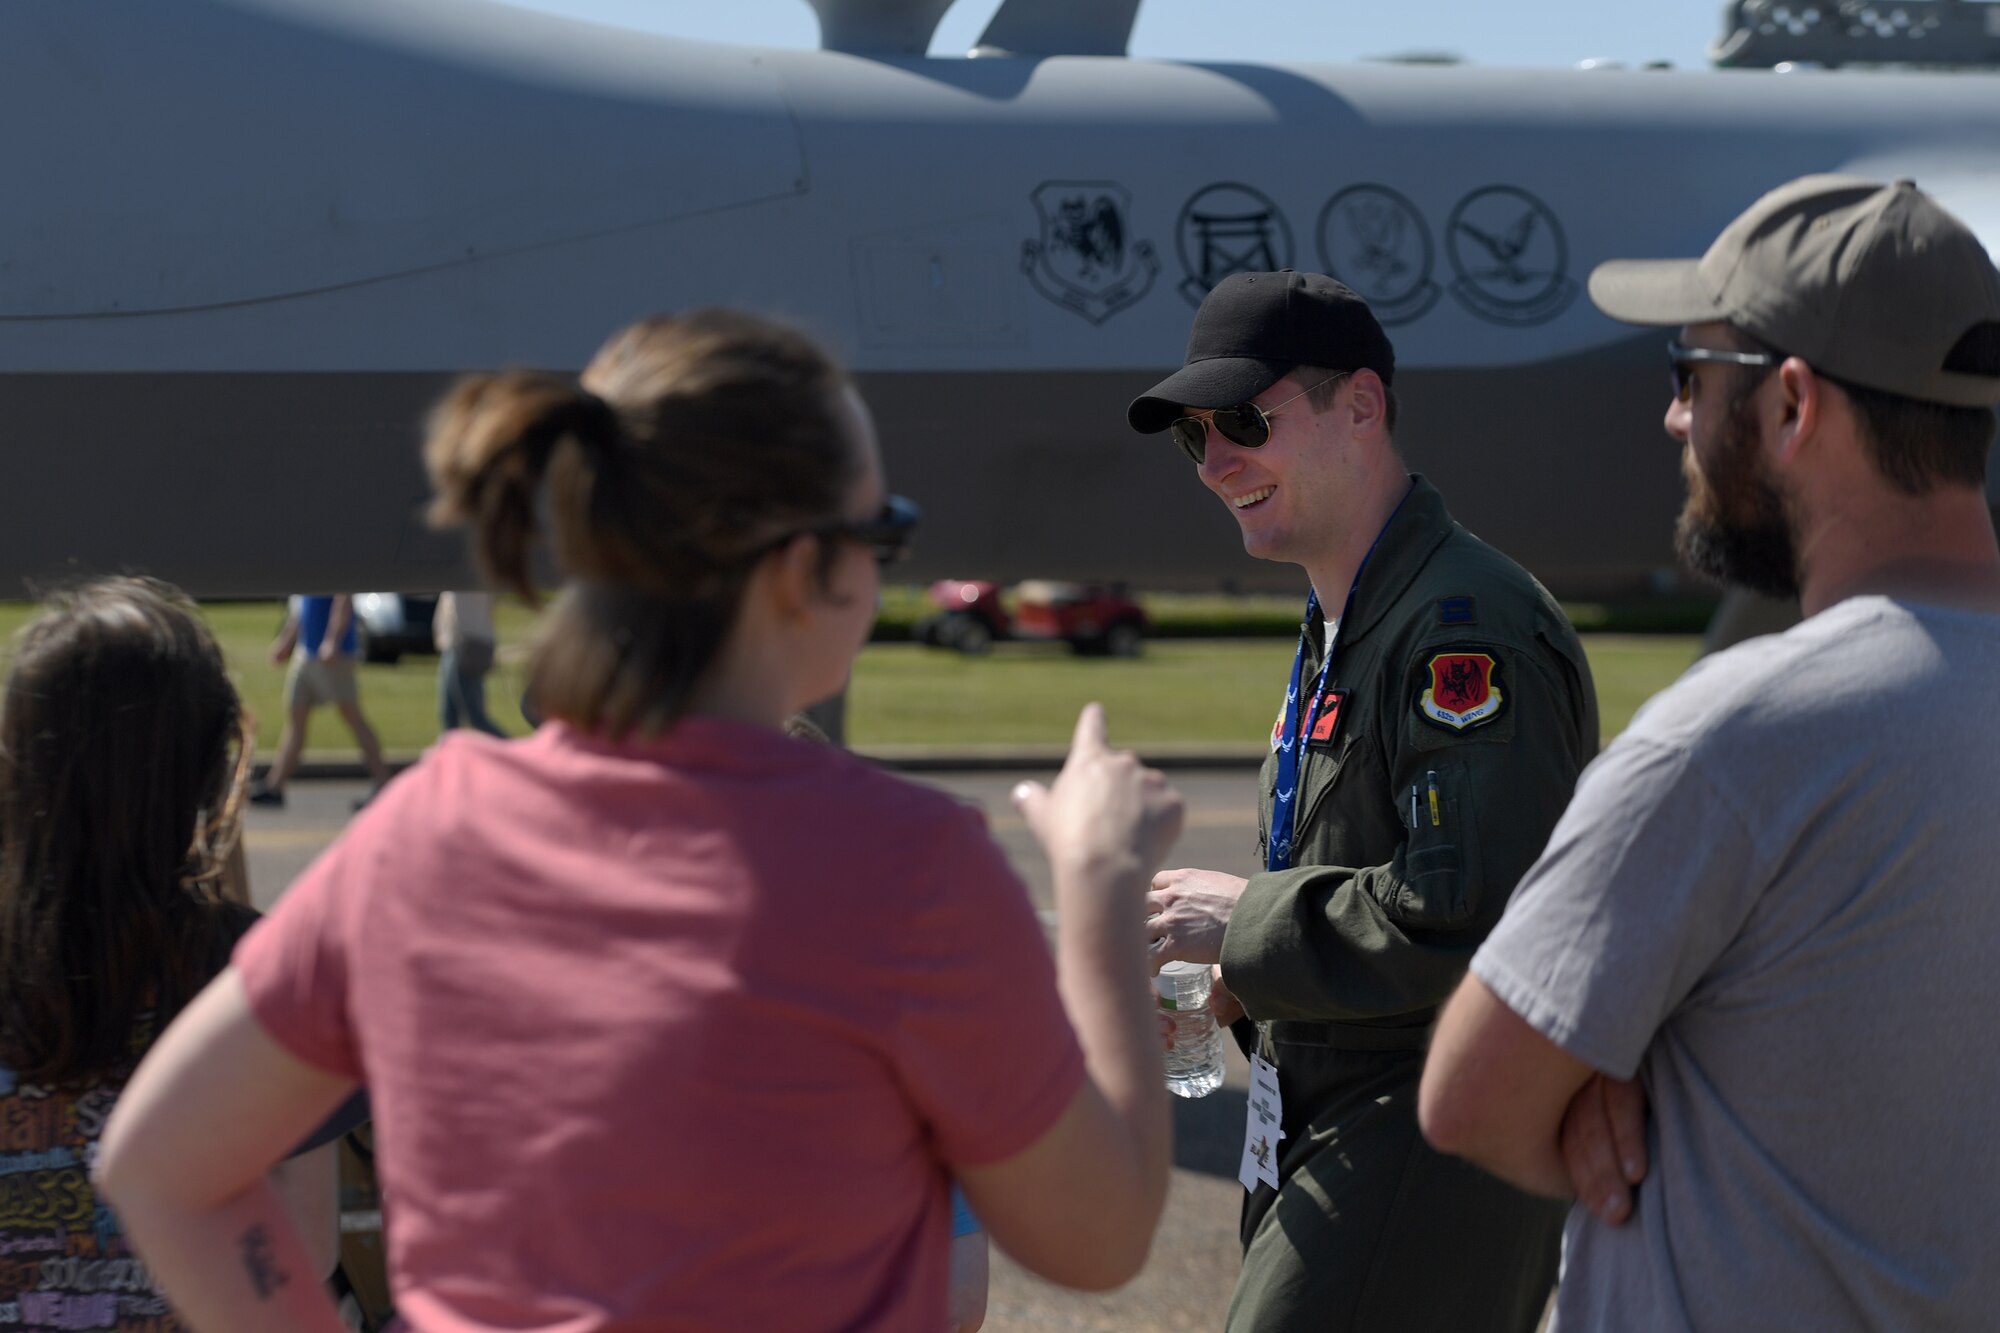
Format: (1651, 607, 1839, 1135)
(97, 311, 1181, 1332)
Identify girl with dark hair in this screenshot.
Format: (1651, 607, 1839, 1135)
(98, 311, 1180, 1331)
(0, 577, 338, 1329)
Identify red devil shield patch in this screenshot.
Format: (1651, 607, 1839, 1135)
(1418, 652, 1503, 731)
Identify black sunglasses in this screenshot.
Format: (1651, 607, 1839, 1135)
(814, 493, 921, 567)
(1666, 341, 1781, 404)
(1169, 373, 1350, 464)
(752, 495, 920, 570)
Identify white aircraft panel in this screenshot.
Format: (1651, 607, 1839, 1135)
(0, 0, 804, 318)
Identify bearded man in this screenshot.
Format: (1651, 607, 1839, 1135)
(1421, 175, 2000, 1331)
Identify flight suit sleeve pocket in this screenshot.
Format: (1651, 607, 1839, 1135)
(1382, 758, 1478, 929)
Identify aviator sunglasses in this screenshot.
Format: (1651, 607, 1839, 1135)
(1170, 373, 1351, 464)
(1666, 341, 1781, 404)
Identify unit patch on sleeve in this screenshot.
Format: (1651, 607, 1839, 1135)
(1417, 651, 1503, 731)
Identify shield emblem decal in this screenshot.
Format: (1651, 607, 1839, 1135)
(1418, 652, 1503, 730)
(1021, 181, 1160, 324)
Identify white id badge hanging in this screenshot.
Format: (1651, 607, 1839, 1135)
(1238, 1054, 1284, 1192)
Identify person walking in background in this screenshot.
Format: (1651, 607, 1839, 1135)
(1421, 175, 2000, 1331)
(1127, 270, 1598, 1332)
(96, 309, 1178, 1332)
(249, 593, 390, 808)
(435, 590, 506, 737)
(0, 578, 340, 1329)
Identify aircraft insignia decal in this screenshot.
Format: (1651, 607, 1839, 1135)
(1317, 184, 1440, 326)
(1417, 651, 1504, 731)
(1444, 186, 1578, 326)
(1022, 181, 1160, 324)
(1176, 183, 1294, 307)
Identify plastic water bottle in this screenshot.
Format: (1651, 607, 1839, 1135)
(1156, 960, 1225, 1098)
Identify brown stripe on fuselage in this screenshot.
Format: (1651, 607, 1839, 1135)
(0, 333, 1682, 599)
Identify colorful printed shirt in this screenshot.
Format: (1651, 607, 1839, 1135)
(1, 903, 260, 1331)
(0, 1032, 181, 1332)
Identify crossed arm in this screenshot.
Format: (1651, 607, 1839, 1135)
(1148, 882, 1653, 1220)
(1419, 974, 1649, 1222)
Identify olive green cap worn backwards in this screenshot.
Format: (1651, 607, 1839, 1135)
(1589, 174, 2000, 408)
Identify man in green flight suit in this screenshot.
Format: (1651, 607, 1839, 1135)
(1128, 270, 1599, 1332)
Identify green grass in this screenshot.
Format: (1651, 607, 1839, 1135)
(0, 602, 537, 759)
(875, 585, 1717, 640)
(0, 600, 1699, 755)
(200, 603, 540, 754)
(869, 584, 1305, 641)
(849, 640, 1301, 746)
(1580, 635, 1702, 741)
(851, 636, 1697, 748)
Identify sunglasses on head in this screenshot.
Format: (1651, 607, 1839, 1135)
(1169, 372, 1351, 464)
(817, 493, 921, 567)
(1666, 340, 1781, 404)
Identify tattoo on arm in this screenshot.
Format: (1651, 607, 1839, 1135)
(238, 1224, 290, 1300)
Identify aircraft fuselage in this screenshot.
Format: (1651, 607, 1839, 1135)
(4, 0, 1995, 596)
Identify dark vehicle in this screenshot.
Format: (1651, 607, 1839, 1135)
(914, 580, 1146, 657)
(352, 593, 438, 664)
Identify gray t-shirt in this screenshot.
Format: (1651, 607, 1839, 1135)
(1473, 595, 2000, 1332)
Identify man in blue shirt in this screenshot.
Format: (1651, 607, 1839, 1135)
(249, 594, 390, 808)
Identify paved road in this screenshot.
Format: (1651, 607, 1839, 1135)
(243, 766, 1270, 1330)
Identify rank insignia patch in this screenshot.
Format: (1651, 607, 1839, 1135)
(1418, 652, 1503, 730)
(1437, 596, 1476, 626)
(1307, 690, 1347, 746)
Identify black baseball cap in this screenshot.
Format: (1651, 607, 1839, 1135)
(1128, 270, 1396, 434)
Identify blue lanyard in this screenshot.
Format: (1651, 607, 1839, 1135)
(1267, 486, 1410, 872)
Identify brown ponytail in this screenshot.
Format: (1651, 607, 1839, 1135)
(422, 310, 858, 737)
(423, 372, 621, 602)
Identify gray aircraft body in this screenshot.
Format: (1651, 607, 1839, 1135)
(4, 0, 1996, 597)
